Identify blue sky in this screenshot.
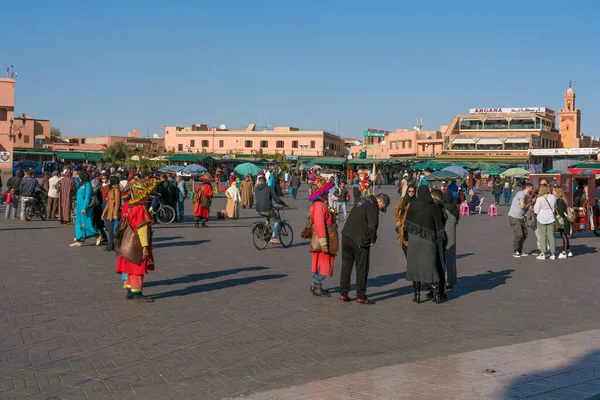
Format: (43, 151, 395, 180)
(2, 0, 599, 139)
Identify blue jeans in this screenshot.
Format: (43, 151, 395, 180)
(258, 210, 280, 239)
(177, 200, 184, 221)
(503, 191, 512, 205)
(313, 273, 326, 281)
(337, 201, 347, 221)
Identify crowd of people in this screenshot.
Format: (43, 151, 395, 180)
(4, 160, 596, 306)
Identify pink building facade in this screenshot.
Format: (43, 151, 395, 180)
(0, 78, 16, 182)
(164, 124, 344, 157)
(347, 129, 444, 159)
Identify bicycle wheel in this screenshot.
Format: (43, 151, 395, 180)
(252, 223, 270, 250)
(24, 205, 32, 221)
(39, 205, 47, 220)
(156, 205, 176, 224)
(279, 222, 294, 248)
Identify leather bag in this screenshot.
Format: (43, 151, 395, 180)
(114, 216, 143, 264)
(309, 223, 339, 255)
(88, 190, 101, 209)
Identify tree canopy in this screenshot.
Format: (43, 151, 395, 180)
(102, 142, 132, 163)
(50, 126, 61, 137)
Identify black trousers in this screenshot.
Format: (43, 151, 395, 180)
(106, 219, 116, 250)
(340, 236, 370, 300)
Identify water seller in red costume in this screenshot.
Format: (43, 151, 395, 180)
(116, 177, 156, 302)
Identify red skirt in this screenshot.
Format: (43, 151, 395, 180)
(116, 247, 155, 275)
(312, 252, 335, 277)
(193, 204, 209, 218)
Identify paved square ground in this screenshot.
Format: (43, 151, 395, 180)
(2, 186, 600, 399)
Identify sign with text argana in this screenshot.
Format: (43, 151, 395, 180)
(469, 107, 555, 115)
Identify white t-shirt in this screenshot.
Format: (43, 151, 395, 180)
(534, 194, 557, 225)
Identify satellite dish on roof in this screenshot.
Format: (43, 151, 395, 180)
(152, 133, 159, 139)
(381, 140, 387, 145)
(219, 124, 226, 130)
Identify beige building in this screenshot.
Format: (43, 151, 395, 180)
(164, 123, 344, 157)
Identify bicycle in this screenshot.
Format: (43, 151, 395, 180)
(251, 206, 294, 249)
(148, 195, 176, 224)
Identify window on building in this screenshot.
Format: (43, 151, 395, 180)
(510, 119, 535, 130)
(408, 141, 412, 148)
(219, 140, 224, 148)
(202, 140, 209, 147)
(292, 140, 298, 148)
(422, 144, 426, 152)
(460, 119, 483, 130)
(310, 140, 316, 148)
(260, 140, 268, 148)
(245, 140, 253, 148)
(24, 135, 30, 144)
(178, 144, 183, 151)
(190, 140, 195, 147)
(276, 140, 284, 148)
(483, 119, 509, 130)
(0, 109, 7, 121)
(152, 143, 158, 149)
(402, 141, 406, 149)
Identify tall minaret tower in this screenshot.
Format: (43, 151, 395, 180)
(559, 81, 582, 148)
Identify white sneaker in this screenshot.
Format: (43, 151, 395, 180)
(567, 251, 573, 257)
(519, 252, 529, 257)
(549, 254, 556, 260)
(536, 254, 546, 260)
(558, 253, 567, 259)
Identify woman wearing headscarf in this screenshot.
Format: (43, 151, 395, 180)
(91, 173, 108, 244)
(70, 170, 101, 247)
(394, 184, 416, 257)
(56, 170, 76, 225)
(492, 178, 503, 205)
(225, 180, 241, 219)
(442, 190, 459, 291)
(308, 177, 337, 297)
(468, 189, 480, 214)
(116, 177, 156, 302)
(404, 186, 447, 304)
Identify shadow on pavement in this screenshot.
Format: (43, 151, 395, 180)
(146, 266, 270, 288)
(150, 273, 287, 299)
(450, 269, 513, 300)
(326, 272, 406, 295)
(502, 349, 600, 399)
(152, 236, 184, 242)
(153, 240, 210, 248)
(0, 227, 57, 231)
(569, 244, 598, 256)
(456, 252, 474, 259)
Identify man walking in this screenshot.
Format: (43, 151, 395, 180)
(289, 173, 301, 200)
(339, 193, 390, 304)
(508, 183, 533, 257)
(176, 175, 187, 222)
(47, 171, 61, 219)
(5, 170, 23, 219)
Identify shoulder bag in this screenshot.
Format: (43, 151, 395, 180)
(114, 213, 143, 264)
(544, 196, 563, 231)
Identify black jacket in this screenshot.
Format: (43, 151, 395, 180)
(342, 195, 379, 247)
(20, 177, 42, 197)
(7, 176, 22, 195)
(254, 183, 285, 213)
(290, 176, 301, 189)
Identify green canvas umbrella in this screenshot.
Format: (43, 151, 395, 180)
(467, 161, 501, 171)
(425, 170, 462, 180)
(501, 167, 530, 177)
(412, 161, 449, 171)
(234, 162, 262, 177)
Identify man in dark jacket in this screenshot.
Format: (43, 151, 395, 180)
(5, 170, 23, 219)
(255, 176, 287, 244)
(19, 169, 43, 220)
(289, 173, 301, 200)
(339, 193, 390, 304)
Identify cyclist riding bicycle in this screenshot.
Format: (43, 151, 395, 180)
(255, 175, 287, 244)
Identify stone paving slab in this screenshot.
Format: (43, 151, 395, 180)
(1, 186, 600, 399)
(228, 328, 600, 400)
